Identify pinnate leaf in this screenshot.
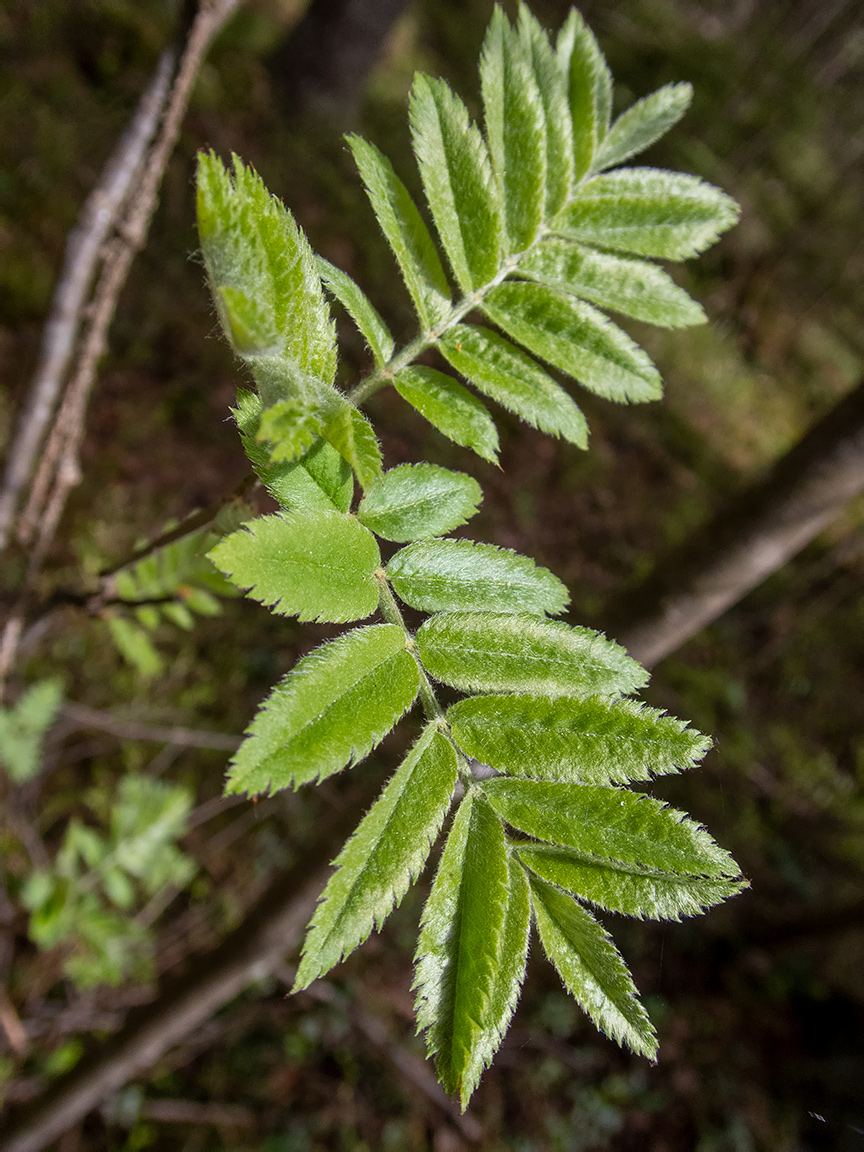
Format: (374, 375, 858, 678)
(316, 257, 394, 368)
(554, 168, 740, 260)
(439, 325, 588, 448)
(347, 134, 451, 329)
(484, 281, 662, 403)
(208, 510, 380, 623)
(226, 625, 419, 796)
(358, 464, 482, 543)
(483, 778, 742, 877)
(448, 694, 710, 784)
(295, 726, 457, 989)
(595, 83, 693, 171)
(393, 367, 499, 463)
(518, 843, 747, 921)
(410, 74, 502, 293)
(481, 7, 546, 253)
(388, 539, 568, 616)
(414, 790, 509, 1108)
(529, 873, 657, 1058)
(518, 237, 706, 328)
(416, 613, 647, 698)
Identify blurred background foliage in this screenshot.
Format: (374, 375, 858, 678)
(1, 0, 863, 1148)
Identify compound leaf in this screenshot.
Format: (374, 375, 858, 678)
(554, 168, 740, 260)
(358, 464, 482, 543)
(388, 539, 569, 616)
(481, 6, 546, 253)
(208, 510, 380, 623)
(484, 281, 662, 403)
(518, 843, 747, 921)
(595, 82, 693, 172)
(414, 790, 509, 1109)
(316, 256, 394, 367)
(410, 73, 502, 293)
(483, 779, 742, 878)
(518, 238, 706, 327)
(393, 367, 500, 463)
(416, 613, 647, 698)
(448, 694, 710, 784)
(440, 325, 588, 447)
(0, 679, 64, 784)
(347, 134, 451, 329)
(529, 873, 657, 1058)
(226, 625, 419, 796)
(295, 726, 457, 989)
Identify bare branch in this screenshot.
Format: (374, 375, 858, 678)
(59, 704, 241, 752)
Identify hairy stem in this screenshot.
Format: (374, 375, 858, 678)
(374, 570, 443, 722)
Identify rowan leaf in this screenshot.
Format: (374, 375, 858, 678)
(393, 367, 500, 463)
(208, 510, 380, 623)
(554, 168, 740, 261)
(448, 694, 710, 784)
(410, 73, 503, 293)
(358, 464, 482, 543)
(416, 613, 647, 698)
(529, 873, 657, 1058)
(518, 843, 747, 921)
(197, 152, 337, 385)
(595, 83, 693, 171)
(518, 237, 706, 327)
(517, 5, 572, 216)
(0, 679, 64, 784)
(388, 539, 568, 616)
(414, 790, 509, 1109)
(321, 402, 384, 491)
(226, 625, 419, 796)
(347, 134, 451, 329)
(480, 7, 545, 253)
(295, 726, 457, 988)
(556, 10, 612, 182)
(256, 397, 322, 464)
(483, 282, 662, 403)
(483, 779, 743, 878)
(439, 325, 588, 447)
(316, 256, 394, 368)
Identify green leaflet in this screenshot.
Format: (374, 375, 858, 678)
(233, 390, 353, 513)
(388, 539, 568, 616)
(439, 325, 588, 448)
(594, 83, 693, 172)
(556, 9, 612, 182)
(518, 843, 747, 922)
(393, 367, 499, 463)
(226, 626, 420, 796)
(208, 510, 380, 624)
(447, 694, 710, 785)
(481, 7, 546, 254)
(347, 134, 451, 330)
(484, 281, 662, 404)
(416, 613, 647, 698)
(0, 679, 64, 784)
(358, 464, 482, 543)
(518, 238, 706, 328)
(529, 874, 657, 1058)
(295, 727, 458, 989)
(197, 152, 337, 386)
(414, 790, 510, 1108)
(321, 402, 384, 491)
(483, 779, 742, 878)
(555, 168, 740, 261)
(410, 73, 503, 293)
(316, 256, 394, 368)
(256, 397, 322, 464)
(517, 5, 572, 217)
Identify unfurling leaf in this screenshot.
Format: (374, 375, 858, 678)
(358, 464, 482, 543)
(256, 397, 322, 463)
(416, 613, 647, 698)
(295, 727, 457, 989)
(226, 626, 419, 796)
(393, 367, 500, 463)
(388, 539, 568, 616)
(529, 873, 657, 1058)
(448, 694, 710, 784)
(414, 790, 509, 1109)
(208, 511, 380, 623)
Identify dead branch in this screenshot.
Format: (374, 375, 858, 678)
(59, 703, 241, 752)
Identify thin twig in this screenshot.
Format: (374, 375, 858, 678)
(60, 703, 241, 752)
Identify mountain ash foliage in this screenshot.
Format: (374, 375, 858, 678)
(196, 3, 744, 1108)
